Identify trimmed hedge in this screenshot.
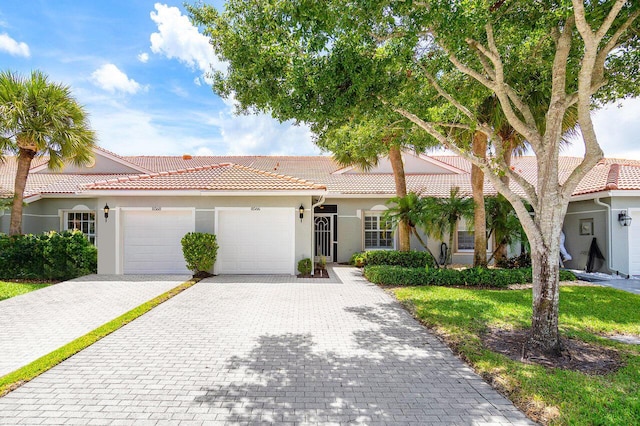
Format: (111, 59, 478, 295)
(364, 265, 576, 288)
(181, 232, 219, 274)
(0, 231, 97, 280)
(364, 250, 436, 268)
(298, 258, 312, 275)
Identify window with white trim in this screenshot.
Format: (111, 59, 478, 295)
(456, 222, 491, 253)
(364, 212, 394, 250)
(64, 211, 96, 244)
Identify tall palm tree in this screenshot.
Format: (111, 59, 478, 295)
(0, 70, 96, 235)
(421, 187, 474, 267)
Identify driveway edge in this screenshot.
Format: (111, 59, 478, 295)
(0, 277, 199, 398)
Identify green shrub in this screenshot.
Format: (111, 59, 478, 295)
(298, 258, 312, 275)
(0, 231, 97, 280)
(363, 265, 576, 288)
(181, 232, 219, 274)
(365, 250, 435, 268)
(349, 252, 367, 267)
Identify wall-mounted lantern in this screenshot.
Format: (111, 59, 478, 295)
(618, 210, 632, 226)
(299, 204, 304, 222)
(103, 204, 110, 222)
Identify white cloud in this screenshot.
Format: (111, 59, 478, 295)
(137, 52, 149, 63)
(206, 97, 318, 155)
(0, 32, 30, 57)
(562, 97, 640, 160)
(90, 64, 142, 94)
(81, 92, 317, 157)
(149, 3, 225, 74)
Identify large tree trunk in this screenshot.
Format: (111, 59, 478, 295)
(524, 155, 567, 355)
(389, 145, 410, 251)
(9, 147, 36, 235)
(530, 246, 562, 355)
(471, 132, 487, 267)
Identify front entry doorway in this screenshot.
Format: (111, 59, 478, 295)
(314, 205, 337, 262)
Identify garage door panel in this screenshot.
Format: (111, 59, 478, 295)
(123, 210, 193, 274)
(216, 209, 294, 274)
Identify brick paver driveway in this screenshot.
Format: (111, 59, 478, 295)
(0, 275, 188, 377)
(0, 267, 533, 425)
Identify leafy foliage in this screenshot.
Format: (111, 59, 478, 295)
(297, 258, 312, 275)
(181, 232, 219, 274)
(0, 231, 97, 280)
(365, 250, 436, 268)
(0, 70, 96, 235)
(364, 265, 575, 287)
(349, 251, 368, 267)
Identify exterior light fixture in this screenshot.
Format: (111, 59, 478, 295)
(103, 203, 110, 222)
(618, 210, 632, 227)
(299, 204, 304, 222)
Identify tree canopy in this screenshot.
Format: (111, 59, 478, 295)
(190, 0, 640, 353)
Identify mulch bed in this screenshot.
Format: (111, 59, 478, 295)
(483, 328, 624, 375)
(297, 267, 330, 278)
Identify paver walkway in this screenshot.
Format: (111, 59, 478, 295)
(0, 267, 533, 425)
(0, 275, 189, 376)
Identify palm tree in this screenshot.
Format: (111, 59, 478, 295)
(0, 70, 96, 235)
(384, 192, 439, 267)
(421, 187, 474, 267)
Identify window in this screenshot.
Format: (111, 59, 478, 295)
(456, 222, 491, 253)
(364, 213, 394, 250)
(64, 211, 96, 244)
(457, 230, 475, 251)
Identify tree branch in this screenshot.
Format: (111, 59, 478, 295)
(390, 105, 539, 207)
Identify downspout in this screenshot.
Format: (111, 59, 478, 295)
(594, 197, 615, 274)
(310, 194, 326, 276)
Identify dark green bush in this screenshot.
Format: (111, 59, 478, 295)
(298, 258, 312, 275)
(181, 232, 219, 274)
(363, 265, 576, 288)
(365, 250, 436, 268)
(0, 231, 97, 280)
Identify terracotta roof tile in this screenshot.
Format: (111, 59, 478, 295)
(82, 164, 325, 191)
(3, 152, 640, 199)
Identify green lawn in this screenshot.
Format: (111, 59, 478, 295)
(393, 285, 640, 425)
(0, 281, 51, 301)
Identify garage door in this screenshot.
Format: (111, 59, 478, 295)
(215, 208, 295, 274)
(123, 209, 194, 274)
(629, 210, 640, 276)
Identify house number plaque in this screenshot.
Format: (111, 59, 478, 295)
(251, 207, 261, 211)
(152, 206, 162, 211)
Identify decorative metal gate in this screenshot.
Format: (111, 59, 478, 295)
(314, 215, 332, 259)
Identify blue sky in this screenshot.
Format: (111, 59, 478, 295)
(0, 1, 638, 159)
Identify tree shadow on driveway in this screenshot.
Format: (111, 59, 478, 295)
(194, 303, 529, 424)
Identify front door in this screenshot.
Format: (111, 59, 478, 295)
(314, 205, 338, 262)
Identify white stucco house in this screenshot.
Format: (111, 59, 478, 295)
(1, 147, 639, 276)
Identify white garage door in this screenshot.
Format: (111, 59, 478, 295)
(629, 210, 640, 276)
(123, 209, 194, 274)
(216, 208, 295, 274)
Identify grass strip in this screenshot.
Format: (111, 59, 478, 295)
(394, 285, 640, 425)
(0, 278, 199, 397)
(0, 281, 51, 301)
